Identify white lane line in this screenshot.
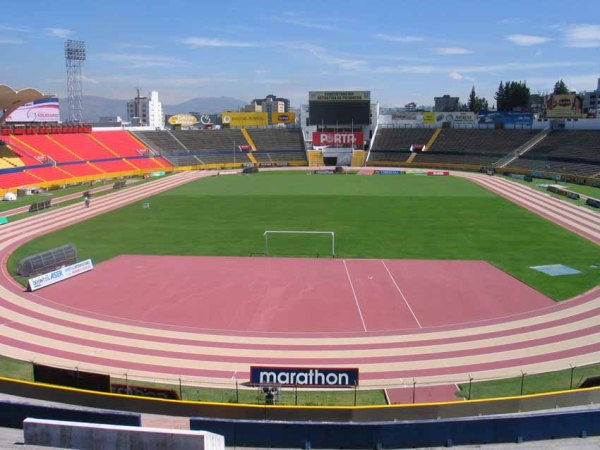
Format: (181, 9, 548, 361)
(342, 259, 368, 332)
(381, 260, 423, 329)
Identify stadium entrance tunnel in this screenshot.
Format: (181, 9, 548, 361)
(323, 156, 337, 166)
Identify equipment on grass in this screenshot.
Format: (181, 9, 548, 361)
(263, 230, 335, 257)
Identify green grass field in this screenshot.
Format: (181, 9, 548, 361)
(9, 171, 600, 300)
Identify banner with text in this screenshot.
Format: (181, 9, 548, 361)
(28, 259, 94, 291)
(309, 91, 370, 102)
(221, 112, 268, 127)
(477, 111, 533, 125)
(312, 131, 364, 148)
(272, 112, 296, 124)
(5, 97, 60, 123)
(250, 366, 359, 387)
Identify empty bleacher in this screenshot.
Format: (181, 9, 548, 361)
(368, 128, 435, 164)
(51, 134, 117, 160)
(172, 129, 245, 152)
(91, 159, 138, 173)
(507, 130, 600, 176)
(0, 169, 44, 189)
(12, 135, 82, 162)
(26, 166, 73, 183)
(91, 131, 148, 157)
(247, 129, 305, 151)
(59, 162, 104, 177)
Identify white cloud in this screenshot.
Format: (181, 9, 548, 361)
(46, 27, 73, 38)
(373, 34, 424, 43)
(448, 71, 464, 80)
(82, 75, 99, 84)
(270, 14, 338, 31)
(564, 24, 600, 48)
(506, 34, 550, 46)
(0, 38, 25, 44)
(0, 25, 28, 33)
(298, 43, 366, 71)
(374, 60, 587, 75)
(115, 42, 156, 50)
(432, 47, 472, 55)
(98, 53, 185, 69)
(183, 37, 259, 48)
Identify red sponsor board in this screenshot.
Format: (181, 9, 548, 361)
(427, 171, 450, 176)
(312, 132, 363, 148)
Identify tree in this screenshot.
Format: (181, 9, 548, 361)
(468, 86, 490, 113)
(495, 80, 530, 111)
(553, 80, 569, 95)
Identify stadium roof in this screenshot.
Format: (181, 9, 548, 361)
(0, 84, 56, 124)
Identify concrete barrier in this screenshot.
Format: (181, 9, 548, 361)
(24, 418, 224, 450)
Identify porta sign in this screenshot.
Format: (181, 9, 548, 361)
(312, 132, 363, 148)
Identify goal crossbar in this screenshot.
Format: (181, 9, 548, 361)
(263, 230, 335, 257)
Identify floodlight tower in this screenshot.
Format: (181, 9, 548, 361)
(64, 40, 86, 122)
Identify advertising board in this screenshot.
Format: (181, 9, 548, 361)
(5, 97, 60, 123)
(546, 94, 585, 118)
(221, 112, 268, 127)
(477, 111, 533, 126)
(312, 132, 364, 148)
(28, 259, 94, 291)
(272, 112, 296, 124)
(423, 112, 476, 125)
(167, 114, 199, 126)
(250, 366, 359, 387)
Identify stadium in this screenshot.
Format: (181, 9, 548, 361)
(0, 81, 600, 448)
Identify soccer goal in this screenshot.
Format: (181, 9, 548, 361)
(263, 231, 335, 257)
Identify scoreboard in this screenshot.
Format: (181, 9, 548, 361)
(309, 91, 371, 126)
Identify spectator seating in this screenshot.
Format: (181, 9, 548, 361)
(247, 129, 305, 151)
(507, 130, 600, 177)
(91, 131, 149, 157)
(172, 129, 246, 152)
(59, 162, 104, 177)
(429, 129, 539, 154)
(127, 157, 168, 170)
(368, 128, 435, 164)
(13, 135, 83, 163)
(92, 159, 138, 173)
(134, 131, 187, 154)
(26, 166, 73, 182)
(0, 169, 43, 189)
(51, 134, 118, 160)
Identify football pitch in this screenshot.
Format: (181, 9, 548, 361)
(9, 171, 600, 300)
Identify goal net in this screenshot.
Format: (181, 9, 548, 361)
(263, 231, 335, 258)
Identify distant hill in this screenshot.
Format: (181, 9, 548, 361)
(60, 95, 247, 122)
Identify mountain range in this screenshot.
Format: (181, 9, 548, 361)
(59, 95, 247, 122)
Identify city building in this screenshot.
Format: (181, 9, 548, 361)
(126, 90, 164, 128)
(582, 78, 600, 115)
(433, 95, 460, 112)
(245, 94, 291, 124)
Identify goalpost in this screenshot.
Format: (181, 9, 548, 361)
(263, 231, 335, 257)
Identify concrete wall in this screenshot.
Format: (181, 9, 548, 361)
(24, 418, 224, 450)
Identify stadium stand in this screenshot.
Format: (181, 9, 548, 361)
(172, 129, 246, 152)
(51, 134, 118, 160)
(507, 130, 600, 177)
(0, 169, 43, 189)
(368, 128, 435, 164)
(246, 128, 305, 151)
(91, 159, 138, 173)
(58, 162, 104, 177)
(12, 135, 82, 162)
(26, 166, 73, 182)
(91, 131, 148, 157)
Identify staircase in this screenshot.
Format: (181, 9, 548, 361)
(493, 128, 550, 168)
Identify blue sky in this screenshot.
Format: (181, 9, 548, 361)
(1, 0, 600, 108)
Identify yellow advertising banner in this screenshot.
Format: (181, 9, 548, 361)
(221, 112, 268, 127)
(546, 94, 585, 118)
(272, 112, 296, 124)
(422, 112, 436, 124)
(167, 114, 198, 126)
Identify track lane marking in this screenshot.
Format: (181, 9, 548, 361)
(381, 260, 422, 329)
(343, 259, 368, 332)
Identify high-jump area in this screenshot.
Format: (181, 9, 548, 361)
(33, 255, 554, 335)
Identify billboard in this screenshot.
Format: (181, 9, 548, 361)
(167, 114, 198, 126)
(250, 366, 359, 387)
(272, 112, 296, 124)
(423, 112, 476, 125)
(546, 94, 585, 118)
(309, 91, 370, 102)
(221, 111, 268, 127)
(5, 97, 60, 123)
(312, 131, 364, 148)
(477, 111, 533, 126)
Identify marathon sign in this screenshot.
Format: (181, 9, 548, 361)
(312, 132, 363, 148)
(250, 366, 359, 387)
(28, 259, 94, 291)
